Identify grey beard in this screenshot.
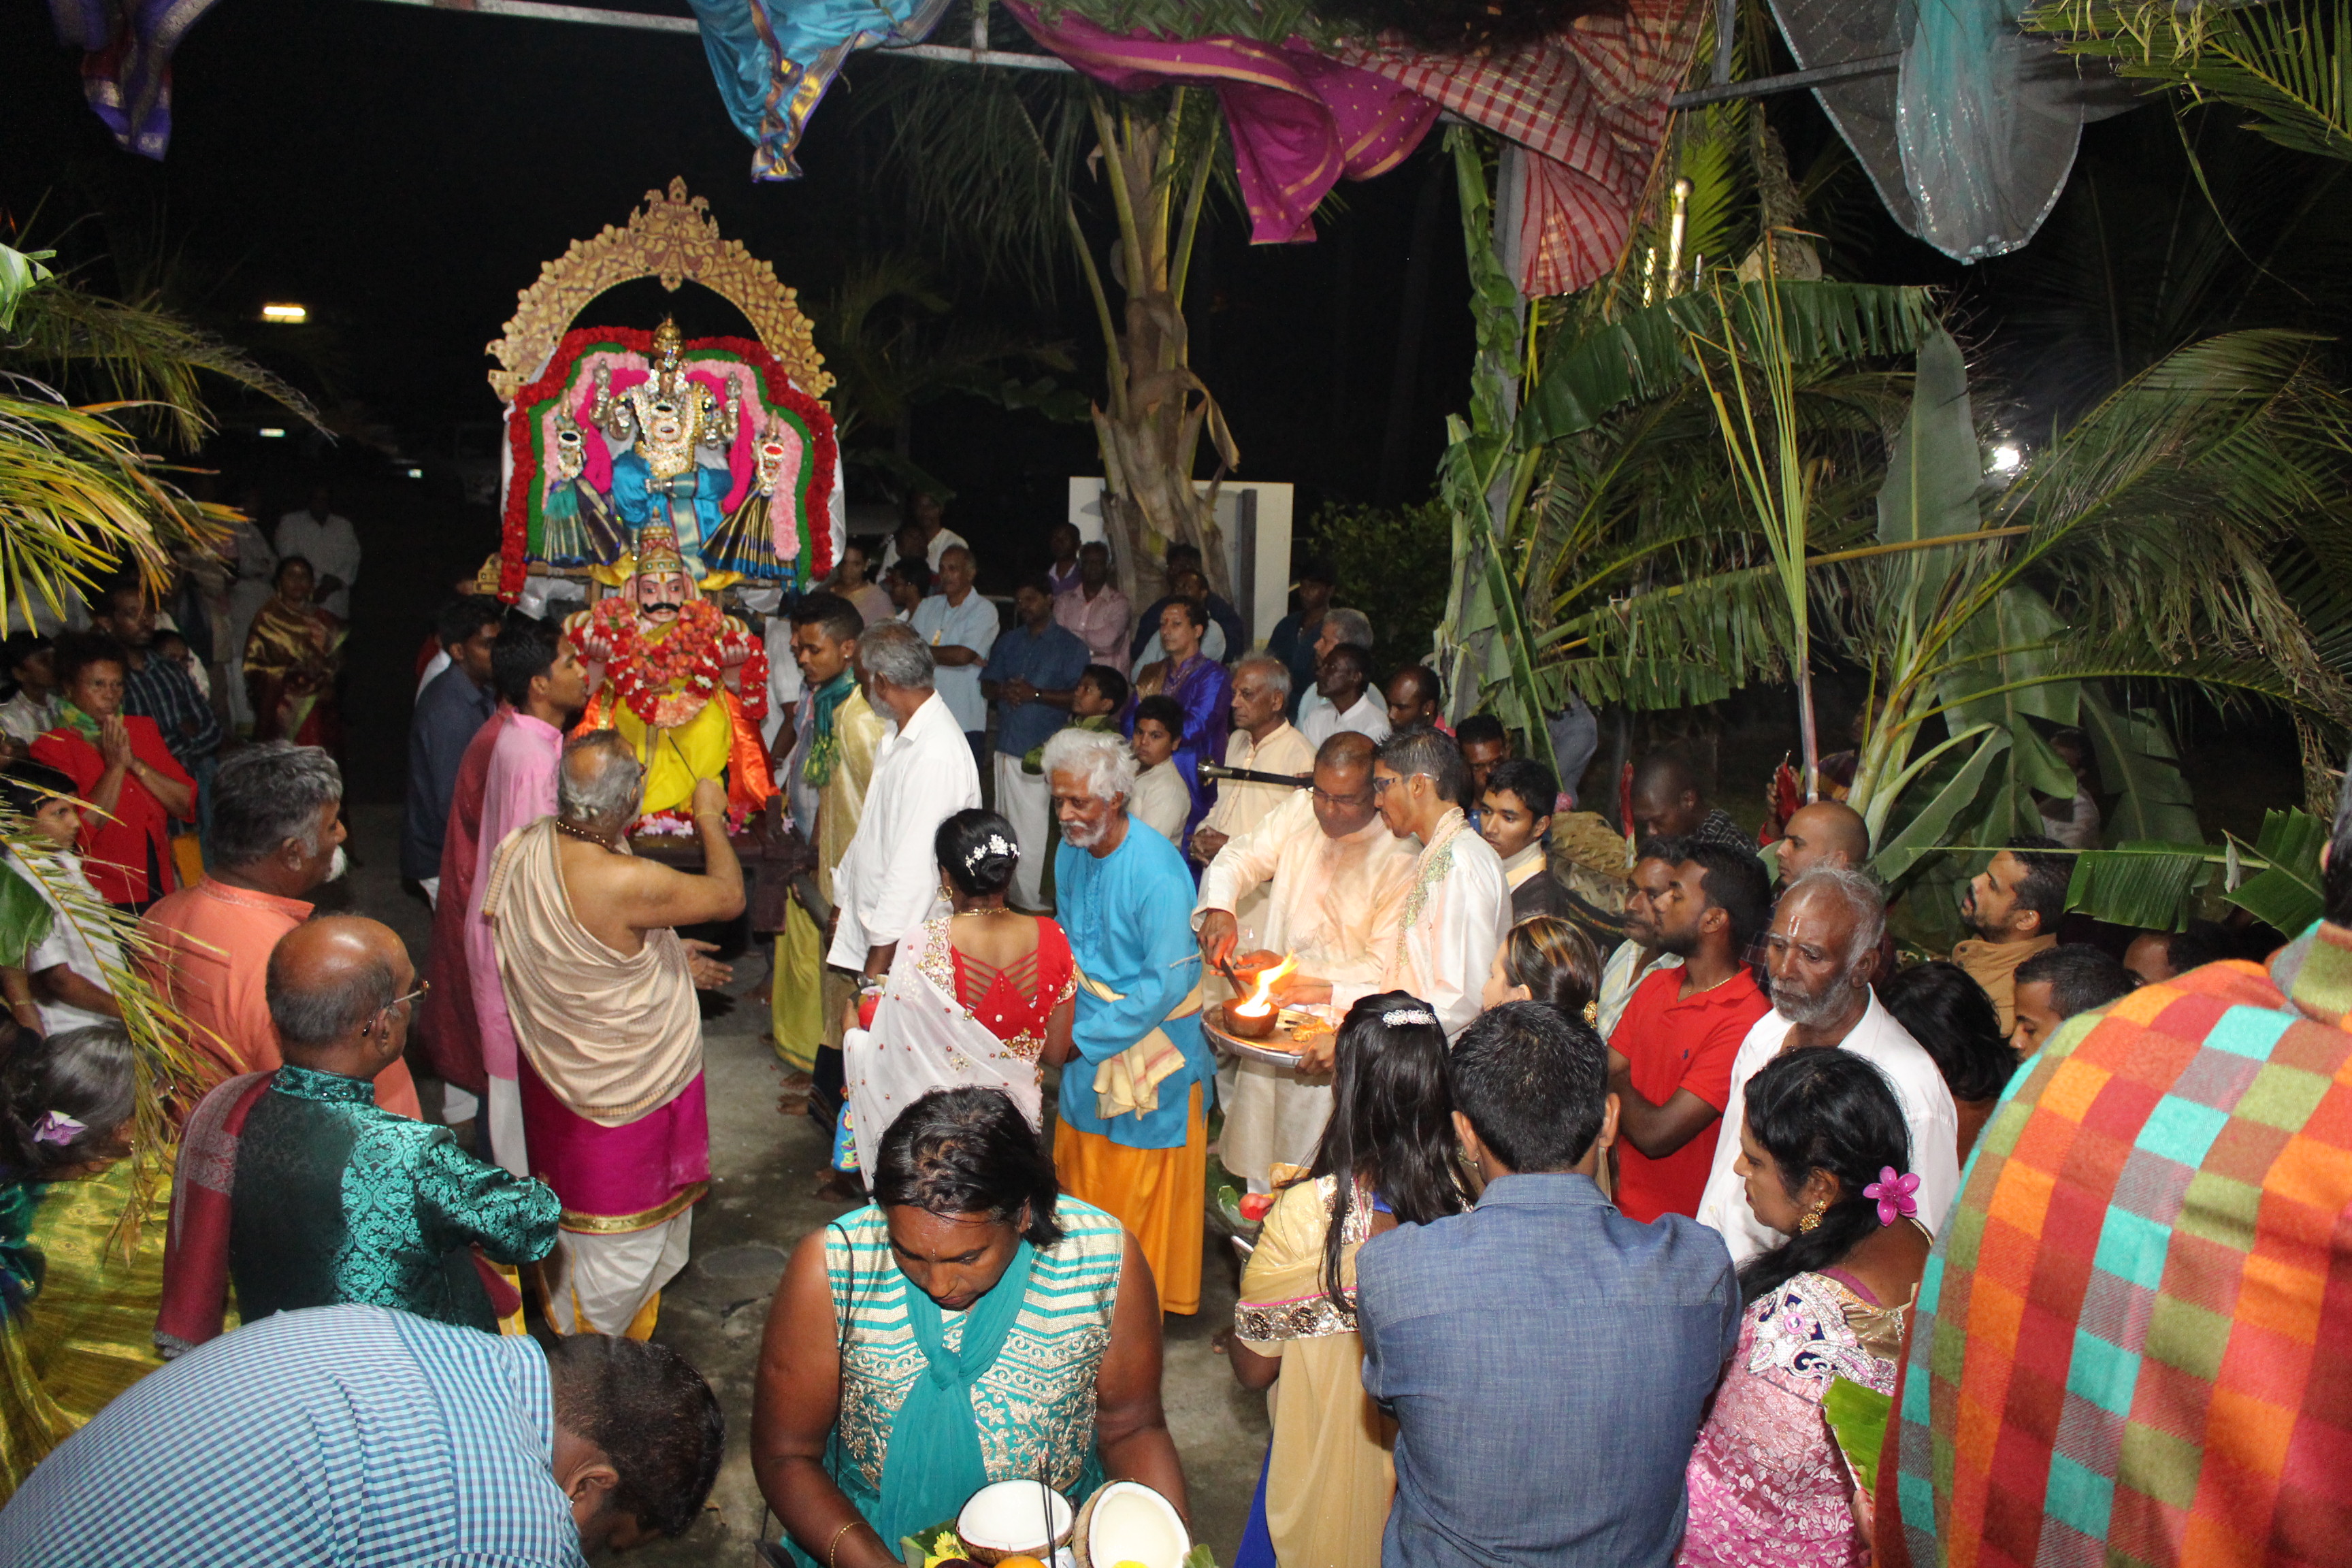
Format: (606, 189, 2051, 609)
(1062, 816, 1108, 849)
(1775, 977, 1859, 1029)
(324, 845, 348, 883)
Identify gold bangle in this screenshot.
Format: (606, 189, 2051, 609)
(827, 1518, 862, 1568)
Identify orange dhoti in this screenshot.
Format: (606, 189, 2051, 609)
(1054, 1083, 1207, 1316)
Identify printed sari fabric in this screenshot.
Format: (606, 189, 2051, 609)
(1232, 1173, 1395, 1568)
(1679, 1271, 1904, 1568)
(242, 597, 345, 749)
(1897, 926, 2352, 1568)
(843, 915, 1073, 1175)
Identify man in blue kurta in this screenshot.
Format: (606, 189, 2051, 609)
(1041, 727, 1212, 1314)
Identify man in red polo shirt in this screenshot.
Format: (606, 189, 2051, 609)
(1605, 841, 1773, 1222)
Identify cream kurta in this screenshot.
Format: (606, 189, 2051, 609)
(1337, 808, 1512, 1040)
(1130, 760, 1193, 849)
(1198, 721, 1316, 951)
(1196, 789, 1416, 1185)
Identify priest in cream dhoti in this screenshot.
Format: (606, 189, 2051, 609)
(1195, 732, 1415, 1188)
(480, 732, 744, 1337)
(1284, 727, 1511, 1039)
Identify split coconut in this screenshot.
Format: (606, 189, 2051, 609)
(956, 1480, 1073, 1566)
(1070, 1481, 1190, 1568)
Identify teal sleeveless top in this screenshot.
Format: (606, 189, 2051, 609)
(822, 1198, 1124, 1532)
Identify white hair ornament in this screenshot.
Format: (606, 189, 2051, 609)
(1381, 1008, 1436, 1028)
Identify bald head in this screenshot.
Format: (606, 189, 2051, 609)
(267, 915, 416, 1071)
(1630, 751, 1707, 839)
(1778, 801, 1871, 885)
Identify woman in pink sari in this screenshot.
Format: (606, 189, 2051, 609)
(1678, 1048, 1929, 1568)
(843, 808, 1075, 1175)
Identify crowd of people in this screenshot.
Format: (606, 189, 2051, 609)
(0, 491, 2340, 1568)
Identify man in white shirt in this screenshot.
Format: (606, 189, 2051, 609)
(877, 493, 968, 574)
(1286, 728, 1507, 1039)
(906, 545, 998, 768)
(1290, 606, 1372, 739)
(826, 621, 982, 991)
(274, 485, 361, 620)
(1196, 732, 1415, 1186)
(1298, 642, 1391, 749)
(1693, 866, 1961, 1265)
(1190, 655, 1313, 868)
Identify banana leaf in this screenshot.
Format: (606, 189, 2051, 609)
(1874, 726, 2012, 883)
(1875, 326, 1982, 627)
(1936, 585, 2083, 813)
(1823, 1375, 1894, 1496)
(2078, 691, 2202, 843)
(2063, 840, 2216, 929)
(2225, 808, 2328, 934)
(0, 862, 53, 968)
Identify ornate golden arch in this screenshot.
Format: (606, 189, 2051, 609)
(485, 177, 831, 403)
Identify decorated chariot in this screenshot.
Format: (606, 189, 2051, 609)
(487, 180, 834, 918)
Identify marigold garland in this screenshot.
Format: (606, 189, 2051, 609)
(583, 598, 769, 730)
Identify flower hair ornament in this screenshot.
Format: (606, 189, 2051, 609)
(1863, 1166, 1921, 1226)
(31, 1112, 85, 1148)
(1382, 1008, 1436, 1028)
(963, 832, 1017, 871)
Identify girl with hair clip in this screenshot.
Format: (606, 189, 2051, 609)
(840, 809, 1076, 1177)
(0, 1024, 137, 1492)
(1228, 992, 1467, 1568)
(1677, 1048, 1929, 1568)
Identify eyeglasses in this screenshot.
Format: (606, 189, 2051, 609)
(382, 981, 430, 1013)
(1311, 788, 1373, 808)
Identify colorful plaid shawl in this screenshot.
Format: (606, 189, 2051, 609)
(1896, 923, 2352, 1567)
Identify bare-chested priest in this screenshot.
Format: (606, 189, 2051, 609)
(480, 731, 742, 1338)
(1194, 731, 1416, 1189)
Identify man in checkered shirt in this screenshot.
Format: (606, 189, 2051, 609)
(0, 1304, 721, 1564)
(1887, 758, 2352, 1566)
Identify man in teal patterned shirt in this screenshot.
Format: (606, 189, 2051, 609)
(229, 915, 559, 1331)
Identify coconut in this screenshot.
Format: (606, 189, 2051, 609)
(1070, 1481, 1190, 1568)
(956, 1480, 1073, 1567)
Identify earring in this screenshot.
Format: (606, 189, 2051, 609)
(1797, 1206, 1824, 1233)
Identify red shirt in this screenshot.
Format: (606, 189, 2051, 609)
(31, 716, 195, 905)
(1609, 964, 1770, 1222)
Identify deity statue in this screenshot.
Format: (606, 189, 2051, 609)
(588, 316, 739, 578)
(564, 526, 775, 824)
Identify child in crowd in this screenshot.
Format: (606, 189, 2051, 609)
(1, 762, 125, 1037)
(1129, 693, 1192, 848)
(150, 629, 210, 701)
(1023, 664, 1129, 774)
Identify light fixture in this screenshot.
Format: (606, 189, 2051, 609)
(258, 427, 287, 439)
(1987, 442, 2023, 474)
(259, 303, 308, 324)
(405, 467, 424, 479)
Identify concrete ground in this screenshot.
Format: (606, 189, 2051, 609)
(346, 804, 1269, 1565)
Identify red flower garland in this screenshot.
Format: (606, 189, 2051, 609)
(502, 327, 838, 600)
(585, 598, 770, 728)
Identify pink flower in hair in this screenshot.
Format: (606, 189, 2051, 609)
(1863, 1166, 1920, 1226)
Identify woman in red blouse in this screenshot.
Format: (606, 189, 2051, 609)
(840, 808, 1077, 1175)
(31, 632, 196, 911)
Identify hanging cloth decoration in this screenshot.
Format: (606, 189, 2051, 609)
(687, 0, 955, 180)
(45, 0, 227, 160)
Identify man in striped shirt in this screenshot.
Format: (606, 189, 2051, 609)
(0, 1304, 721, 1565)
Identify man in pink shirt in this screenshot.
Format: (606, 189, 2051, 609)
(140, 742, 422, 1119)
(466, 617, 590, 1176)
(1052, 539, 1132, 675)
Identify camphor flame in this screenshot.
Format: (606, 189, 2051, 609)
(1231, 953, 1298, 1017)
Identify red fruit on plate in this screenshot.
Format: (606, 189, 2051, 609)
(1238, 1192, 1275, 1223)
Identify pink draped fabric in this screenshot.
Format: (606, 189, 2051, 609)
(519, 1060, 711, 1221)
(469, 713, 566, 1086)
(1002, 1, 1437, 247)
(1333, 0, 1707, 297)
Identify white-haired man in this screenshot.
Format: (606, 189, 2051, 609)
(1292, 606, 1372, 740)
(1045, 726, 1213, 1316)
(481, 732, 742, 1337)
(1693, 866, 1961, 1264)
(1189, 654, 1313, 870)
(825, 621, 981, 1143)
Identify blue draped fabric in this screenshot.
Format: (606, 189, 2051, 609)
(686, 0, 955, 180)
(47, 0, 227, 160)
(610, 453, 725, 575)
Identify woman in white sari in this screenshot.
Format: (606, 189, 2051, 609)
(845, 809, 1076, 1174)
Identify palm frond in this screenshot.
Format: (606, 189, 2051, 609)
(5, 279, 322, 450)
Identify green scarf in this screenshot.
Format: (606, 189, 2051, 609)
(800, 672, 857, 789)
(50, 700, 100, 747)
(870, 1239, 1037, 1549)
